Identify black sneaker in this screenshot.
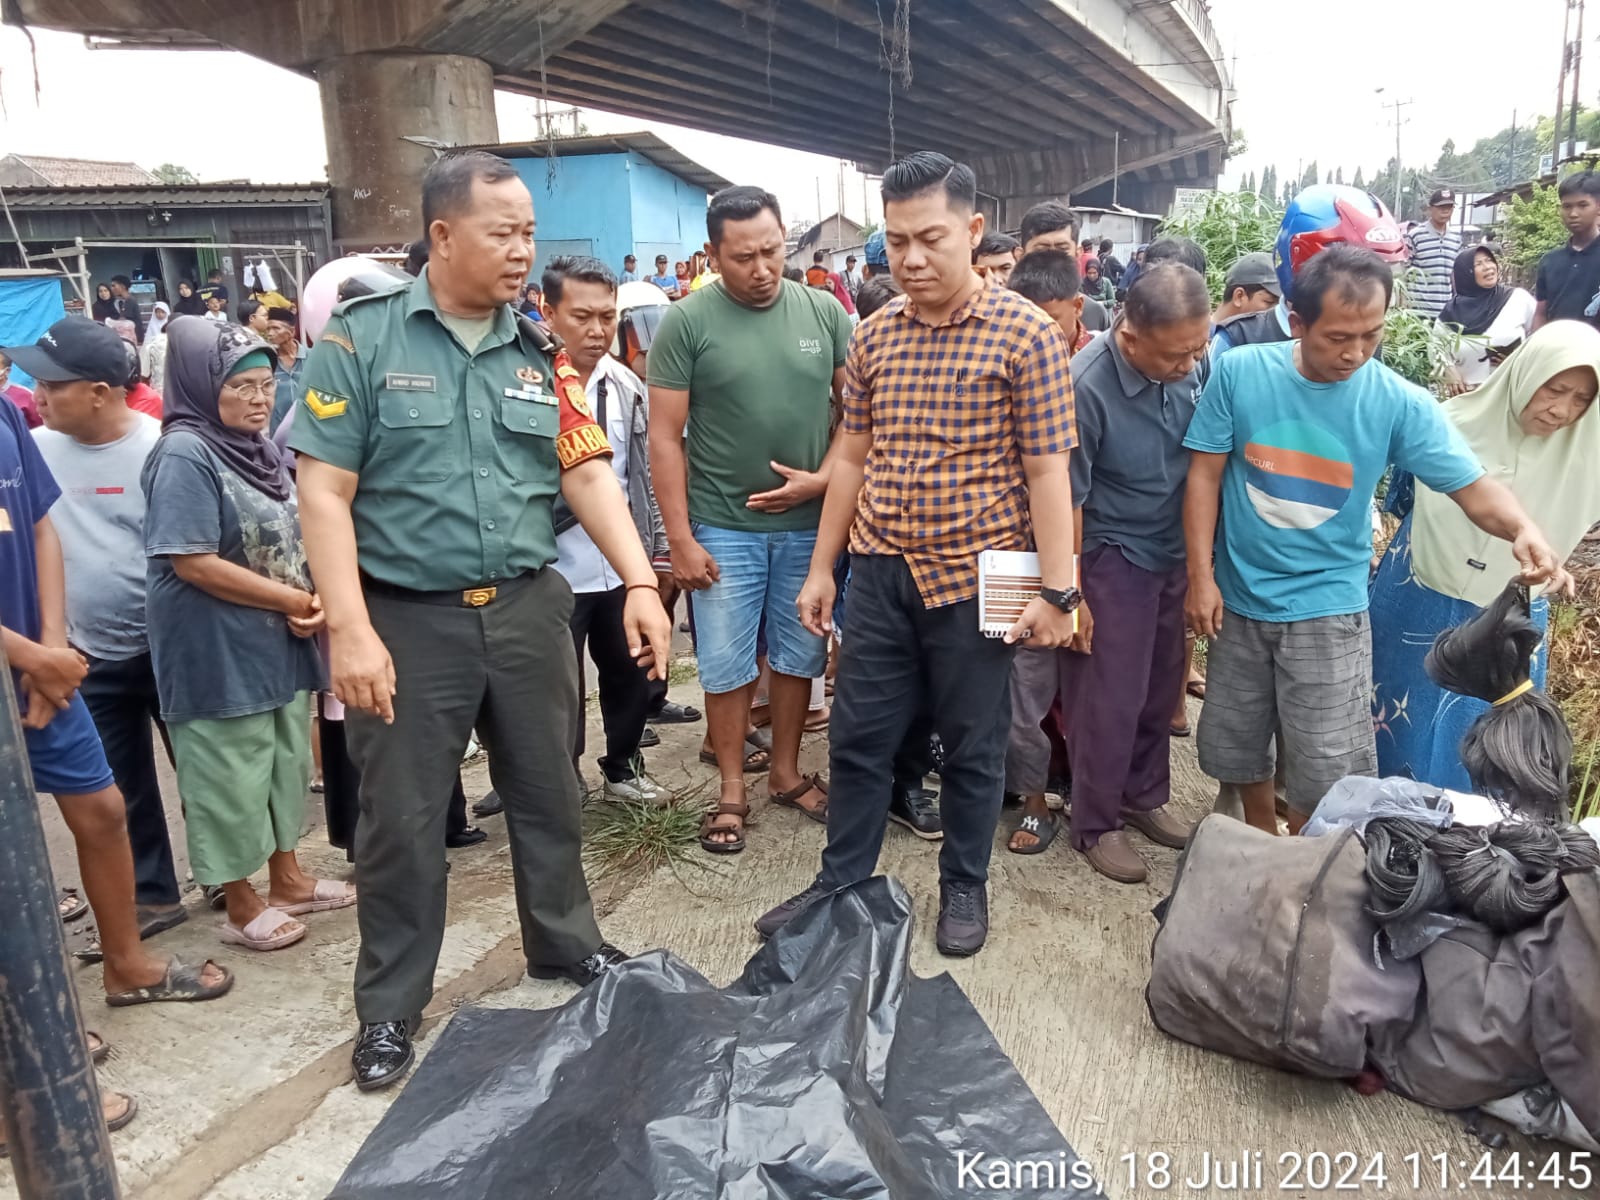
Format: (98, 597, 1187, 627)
(936, 881, 989, 957)
(754, 880, 833, 940)
(638, 726, 661, 748)
(888, 783, 943, 840)
(352, 1016, 421, 1092)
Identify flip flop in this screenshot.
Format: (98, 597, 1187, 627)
(219, 907, 306, 952)
(1007, 811, 1060, 855)
(273, 879, 356, 916)
(770, 774, 829, 824)
(105, 956, 235, 1007)
(0, 1096, 138, 1157)
(699, 797, 750, 855)
(1170, 723, 1192, 738)
(87, 1030, 110, 1064)
(1186, 679, 1207, 701)
(746, 725, 773, 751)
(59, 887, 88, 923)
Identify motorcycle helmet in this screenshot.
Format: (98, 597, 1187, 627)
(613, 279, 673, 375)
(299, 256, 412, 342)
(1274, 185, 1407, 297)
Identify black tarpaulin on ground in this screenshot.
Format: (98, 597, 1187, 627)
(330, 877, 1100, 1199)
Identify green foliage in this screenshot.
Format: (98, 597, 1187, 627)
(1502, 184, 1567, 281)
(1157, 190, 1280, 303)
(583, 793, 708, 879)
(153, 163, 198, 185)
(1381, 278, 1462, 392)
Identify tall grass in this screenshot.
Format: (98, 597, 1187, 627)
(1546, 576, 1600, 822)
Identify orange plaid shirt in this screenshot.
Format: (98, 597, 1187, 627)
(841, 276, 1078, 608)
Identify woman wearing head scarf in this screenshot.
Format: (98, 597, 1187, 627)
(91, 283, 118, 322)
(1437, 244, 1536, 391)
(1369, 320, 1599, 793)
(1081, 257, 1115, 307)
(172, 279, 205, 317)
(141, 316, 352, 951)
(140, 301, 171, 397)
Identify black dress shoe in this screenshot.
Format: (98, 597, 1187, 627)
(445, 825, 488, 849)
(352, 1016, 420, 1092)
(471, 789, 503, 818)
(936, 881, 989, 957)
(754, 880, 833, 940)
(650, 701, 702, 724)
(527, 942, 628, 986)
(889, 784, 943, 840)
(638, 726, 661, 748)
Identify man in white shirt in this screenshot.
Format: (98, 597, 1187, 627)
(542, 256, 673, 803)
(32, 346, 184, 933)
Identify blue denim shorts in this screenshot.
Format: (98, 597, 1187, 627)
(690, 522, 827, 693)
(25, 692, 116, 795)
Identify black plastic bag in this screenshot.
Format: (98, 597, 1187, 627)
(331, 877, 1099, 1199)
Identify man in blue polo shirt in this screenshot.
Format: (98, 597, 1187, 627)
(2, 318, 234, 1008)
(1183, 246, 1560, 834)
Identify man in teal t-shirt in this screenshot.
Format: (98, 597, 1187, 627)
(648, 185, 851, 855)
(1183, 244, 1560, 834)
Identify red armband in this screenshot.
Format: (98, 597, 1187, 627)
(552, 349, 612, 470)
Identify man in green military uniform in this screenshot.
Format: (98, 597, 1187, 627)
(291, 152, 672, 1092)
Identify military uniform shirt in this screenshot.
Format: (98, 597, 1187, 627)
(288, 269, 611, 591)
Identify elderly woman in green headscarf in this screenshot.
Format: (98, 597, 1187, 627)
(1369, 320, 1599, 793)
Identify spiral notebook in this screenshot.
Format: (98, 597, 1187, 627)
(978, 551, 1077, 639)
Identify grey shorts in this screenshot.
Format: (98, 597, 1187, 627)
(1197, 610, 1377, 815)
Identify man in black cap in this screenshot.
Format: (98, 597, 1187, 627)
(1404, 187, 1460, 319)
(2, 317, 234, 1011)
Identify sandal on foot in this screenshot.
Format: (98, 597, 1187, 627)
(1170, 723, 1192, 738)
(59, 887, 88, 923)
(698, 736, 771, 773)
(106, 956, 235, 1007)
(804, 706, 831, 732)
(699, 799, 750, 855)
(274, 879, 357, 916)
(87, 1030, 110, 1064)
(1007, 812, 1060, 855)
(770, 774, 829, 824)
(1186, 678, 1207, 701)
(204, 884, 227, 911)
(220, 908, 306, 952)
(746, 725, 773, 752)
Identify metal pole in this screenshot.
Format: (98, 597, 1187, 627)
(0, 640, 121, 1199)
(1509, 109, 1517, 186)
(1112, 131, 1120, 207)
(1570, 0, 1586, 153)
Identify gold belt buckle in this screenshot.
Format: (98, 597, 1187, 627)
(462, 586, 497, 608)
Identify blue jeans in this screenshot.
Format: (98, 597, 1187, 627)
(690, 522, 826, 694)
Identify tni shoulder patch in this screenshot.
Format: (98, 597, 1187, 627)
(304, 388, 349, 419)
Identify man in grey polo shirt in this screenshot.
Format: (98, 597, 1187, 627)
(1048, 264, 1213, 882)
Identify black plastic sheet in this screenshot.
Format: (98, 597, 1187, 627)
(331, 877, 1100, 1198)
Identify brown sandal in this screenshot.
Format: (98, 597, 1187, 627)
(699, 797, 750, 855)
(770, 774, 829, 824)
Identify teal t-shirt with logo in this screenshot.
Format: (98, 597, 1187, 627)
(647, 279, 851, 532)
(1183, 341, 1482, 622)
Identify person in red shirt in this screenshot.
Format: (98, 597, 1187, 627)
(118, 342, 162, 419)
(0, 349, 42, 427)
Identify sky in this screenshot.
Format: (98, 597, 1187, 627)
(0, 3, 1580, 214)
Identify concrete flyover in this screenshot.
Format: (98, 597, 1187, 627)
(10, 0, 1232, 246)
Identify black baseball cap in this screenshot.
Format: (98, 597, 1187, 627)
(1429, 188, 1456, 206)
(5, 317, 129, 386)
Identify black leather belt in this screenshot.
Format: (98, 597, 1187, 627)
(361, 569, 538, 608)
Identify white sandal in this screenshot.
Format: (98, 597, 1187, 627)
(220, 907, 306, 951)
(274, 879, 357, 916)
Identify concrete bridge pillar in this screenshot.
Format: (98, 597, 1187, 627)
(316, 53, 500, 252)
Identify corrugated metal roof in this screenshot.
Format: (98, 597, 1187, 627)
(0, 184, 330, 208)
(1, 155, 160, 186)
(464, 132, 733, 196)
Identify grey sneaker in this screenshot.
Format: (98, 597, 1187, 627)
(935, 881, 989, 956)
(603, 770, 666, 805)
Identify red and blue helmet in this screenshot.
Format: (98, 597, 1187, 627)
(1274, 185, 1407, 296)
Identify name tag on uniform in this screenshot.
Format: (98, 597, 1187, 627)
(385, 373, 436, 392)
(505, 386, 555, 405)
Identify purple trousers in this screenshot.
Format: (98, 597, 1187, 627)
(1061, 544, 1188, 850)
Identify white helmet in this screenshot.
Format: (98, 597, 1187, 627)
(613, 279, 673, 362)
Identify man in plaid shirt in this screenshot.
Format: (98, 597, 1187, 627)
(755, 151, 1080, 956)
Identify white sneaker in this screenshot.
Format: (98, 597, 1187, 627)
(604, 771, 667, 805)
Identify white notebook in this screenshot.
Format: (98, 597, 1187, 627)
(978, 551, 1078, 639)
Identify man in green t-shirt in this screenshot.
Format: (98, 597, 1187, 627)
(648, 185, 852, 856)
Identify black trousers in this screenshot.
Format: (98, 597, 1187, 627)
(570, 585, 652, 779)
(820, 555, 1016, 889)
(78, 652, 180, 907)
(348, 569, 601, 1023)
(320, 709, 469, 864)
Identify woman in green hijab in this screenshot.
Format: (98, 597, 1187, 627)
(1369, 320, 1599, 793)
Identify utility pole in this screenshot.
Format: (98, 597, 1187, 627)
(1378, 95, 1413, 215)
(1556, 0, 1574, 168)
(1111, 131, 1120, 208)
(1509, 109, 1518, 186)
(1569, 0, 1587, 153)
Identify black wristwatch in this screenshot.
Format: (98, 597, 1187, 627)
(1039, 585, 1083, 614)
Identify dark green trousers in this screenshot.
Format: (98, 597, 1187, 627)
(348, 567, 602, 1023)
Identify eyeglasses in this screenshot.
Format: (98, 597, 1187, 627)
(223, 378, 279, 403)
